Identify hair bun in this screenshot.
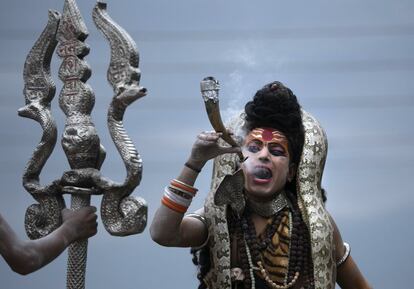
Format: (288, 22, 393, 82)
(244, 81, 304, 165)
(270, 83, 280, 91)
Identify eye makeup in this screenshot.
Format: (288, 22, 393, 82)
(244, 128, 289, 158)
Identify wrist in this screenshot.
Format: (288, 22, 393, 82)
(185, 158, 206, 172)
(184, 159, 206, 174)
(59, 221, 77, 245)
(162, 179, 198, 214)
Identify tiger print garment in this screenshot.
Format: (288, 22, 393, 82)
(258, 209, 291, 285)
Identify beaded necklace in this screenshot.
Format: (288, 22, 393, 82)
(229, 191, 315, 289)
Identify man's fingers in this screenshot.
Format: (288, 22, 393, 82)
(78, 206, 97, 213)
(198, 132, 222, 142)
(61, 208, 70, 214)
(85, 206, 97, 213)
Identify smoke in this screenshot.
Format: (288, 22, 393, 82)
(220, 43, 287, 142)
(222, 70, 248, 121)
(219, 44, 260, 144)
(221, 45, 260, 117)
(231, 46, 258, 69)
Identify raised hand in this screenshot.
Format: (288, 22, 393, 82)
(187, 131, 241, 171)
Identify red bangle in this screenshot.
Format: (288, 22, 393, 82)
(161, 197, 188, 214)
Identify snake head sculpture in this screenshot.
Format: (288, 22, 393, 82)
(93, 1, 147, 236)
(214, 169, 245, 217)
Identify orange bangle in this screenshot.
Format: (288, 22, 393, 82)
(161, 196, 188, 214)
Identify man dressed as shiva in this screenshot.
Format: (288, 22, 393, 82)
(150, 81, 372, 289)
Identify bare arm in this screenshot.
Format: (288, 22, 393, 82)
(150, 131, 240, 248)
(150, 164, 208, 247)
(329, 214, 372, 289)
(0, 206, 97, 275)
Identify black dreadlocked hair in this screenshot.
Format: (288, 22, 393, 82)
(191, 246, 210, 289)
(244, 81, 304, 167)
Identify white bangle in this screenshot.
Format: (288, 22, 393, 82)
(337, 242, 351, 267)
(185, 213, 209, 249)
(164, 187, 193, 208)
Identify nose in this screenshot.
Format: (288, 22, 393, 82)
(257, 146, 271, 162)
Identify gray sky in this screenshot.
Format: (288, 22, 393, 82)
(0, 0, 413, 288)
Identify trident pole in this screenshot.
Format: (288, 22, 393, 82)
(21, 1, 148, 288)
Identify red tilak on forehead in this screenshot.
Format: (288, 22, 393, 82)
(261, 128, 275, 142)
(246, 127, 290, 157)
(248, 127, 288, 144)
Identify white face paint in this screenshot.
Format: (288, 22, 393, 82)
(241, 127, 293, 202)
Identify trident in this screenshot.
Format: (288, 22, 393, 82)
(19, 1, 147, 288)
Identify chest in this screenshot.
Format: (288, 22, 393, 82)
(227, 209, 312, 289)
(230, 210, 291, 278)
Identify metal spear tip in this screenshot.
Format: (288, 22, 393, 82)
(200, 76, 220, 92)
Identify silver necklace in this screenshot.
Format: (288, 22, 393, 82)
(247, 191, 288, 217)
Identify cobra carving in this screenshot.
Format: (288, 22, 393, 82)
(92, 1, 147, 236)
(20, 1, 147, 288)
(19, 10, 65, 240)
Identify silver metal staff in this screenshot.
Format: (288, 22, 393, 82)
(20, 1, 147, 288)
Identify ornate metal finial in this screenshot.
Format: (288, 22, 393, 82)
(200, 76, 220, 103)
(200, 76, 243, 159)
(20, 1, 147, 288)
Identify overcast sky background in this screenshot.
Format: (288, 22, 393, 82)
(0, 0, 413, 288)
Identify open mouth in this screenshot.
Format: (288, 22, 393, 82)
(253, 167, 272, 180)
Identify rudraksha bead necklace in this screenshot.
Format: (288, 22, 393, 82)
(228, 191, 315, 289)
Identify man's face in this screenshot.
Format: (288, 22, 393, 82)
(241, 127, 294, 201)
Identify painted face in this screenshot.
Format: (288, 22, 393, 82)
(241, 127, 294, 201)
